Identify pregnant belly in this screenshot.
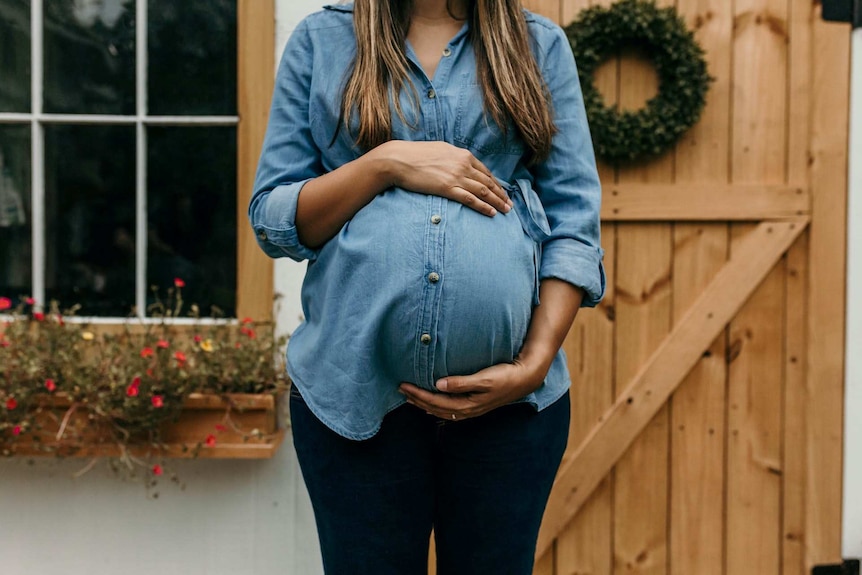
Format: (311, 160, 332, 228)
(432, 203, 536, 380)
(305, 184, 544, 388)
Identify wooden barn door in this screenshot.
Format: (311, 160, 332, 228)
(519, 1, 852, 575)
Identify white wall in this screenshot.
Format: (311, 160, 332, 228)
(0, 2, 325, 574)
(844, 26, 862, 560)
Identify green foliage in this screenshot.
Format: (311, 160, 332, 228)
(0, 288, 288, 485)
(565, 0, 713, 164)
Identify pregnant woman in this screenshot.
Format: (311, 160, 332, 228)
(249, 0, 604, 573)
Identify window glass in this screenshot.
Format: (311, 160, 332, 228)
(0, 0, 31, 113)
(0, 125, 32, 300)
(148, 0, 237, 115)
(43, 0, 135, 115)
(147, 127, 236, 317)
(44, 125, 136, 316)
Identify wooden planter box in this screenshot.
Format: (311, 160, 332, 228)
(1, 392, 286, 459)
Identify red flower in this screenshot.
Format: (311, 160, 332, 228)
(205, 434, 217, 447)
(132, 376, 141, 387)
(241, 317, 254, 325)
(126, 385, 139, 398)
(151, 395, 164, 408)
(6, 397, 17, 410)
(33, 312, 45, 321)
(193, 334, 202, 343)
(234, 342, 242, 349)
(25, 297, 35, 305)
(0, 340, 8, 348)
(152, 464, 164, 476)
(240, 327, 257, 339)
(174, 351, 187, 364)
(12, 425, 22, 435)
(140, 347, 154, 358)
(174, 278, 185, 288)
(156, 340, 169, 349)
(214, 424, 227, 433)
(45, 379, 56, 392)
(146, 368, 154, 377)
(55, 314, 64, 326)
(0, 297, 11, 311)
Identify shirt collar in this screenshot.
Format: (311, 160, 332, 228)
(323, 3, 353, 12)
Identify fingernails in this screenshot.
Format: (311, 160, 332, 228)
(502, 203, 511, 213)
(436, 379, 448, 392)
(489, 208, 497, 216)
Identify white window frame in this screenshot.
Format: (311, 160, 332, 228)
(0, 0, 240, 321)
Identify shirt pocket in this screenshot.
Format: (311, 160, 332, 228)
(509, 178, 551, 306)
(453, 74, 525, 156)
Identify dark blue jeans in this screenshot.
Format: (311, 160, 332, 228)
(289, 386, 570, 575)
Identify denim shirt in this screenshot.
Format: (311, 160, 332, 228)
(249, 3, 605, 440)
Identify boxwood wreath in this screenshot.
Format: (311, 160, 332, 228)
(565, 0, 712, 163)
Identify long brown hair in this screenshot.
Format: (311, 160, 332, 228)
(338, 0, 556, 165)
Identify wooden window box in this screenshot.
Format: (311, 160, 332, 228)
(1, 391, 285, 460)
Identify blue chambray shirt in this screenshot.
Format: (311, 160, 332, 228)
(249, 3, 605, 440)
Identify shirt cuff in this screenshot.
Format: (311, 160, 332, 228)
(250, 178, 319, 262)
(539, 238, 606, 308)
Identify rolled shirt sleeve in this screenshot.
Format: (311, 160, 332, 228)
(532, 24, 606, 307)
(248, 19, 321, 263)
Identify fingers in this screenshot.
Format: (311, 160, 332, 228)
(399, 383, 485, 421)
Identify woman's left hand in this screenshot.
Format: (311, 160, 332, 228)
(399, 358, 546, 421)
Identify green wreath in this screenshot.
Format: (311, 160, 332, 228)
(565, 0, 712, 164)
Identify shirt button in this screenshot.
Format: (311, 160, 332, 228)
(257, 230, 267, 241)
(442, 48, 452, 57)
(428, 272, 440, 284)
(430, 214, 442, 224)
(427, 89, 436, 99)
(420, 334, 432, 345)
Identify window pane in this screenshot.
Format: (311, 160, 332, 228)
(0, 0, 31, 113)
(148, 0, 236, 115)
(45, 125, 135, 316)
(0, 125, 31, 300)
(147, 127, 236, 317)
(44, 0, 135, 115)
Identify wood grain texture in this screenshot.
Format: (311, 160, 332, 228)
(601, 184, 809, 220)
(669, 224, 728, 575)
(669, 1, 733, 572)
(536, 219, 808, 559)
(612, 223, 671, 575)
(726, 224, 784, 575)
(783, 233, 809, 575)
(726, 0, 789, 572)
(554, 223, 616, 575)
(613, 0, 675, 567)
(237, 0, 276, 321)
(783, 0, 813, 572)
(522, 0, 561, 22)
(550, 2, 615, 574)
(805, 5, 850, 569)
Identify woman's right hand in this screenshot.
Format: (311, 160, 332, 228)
(373, 140, 512, 217)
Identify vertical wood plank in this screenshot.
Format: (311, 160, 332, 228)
(805, 5, 850, 570)
(553, 2, 615, 575)
(669, 222, 728, 575)
(613, 0, 675, 571)
(726, 227, 785, 575)
(237, 0, 276, 321)
(783, 0, 813, 573)
(727, 1, 788, 574)
(669, 0, 733, 574)
(522, 0, 561, 23)
(782, 233, 808, 575)
(554, 223, 616, 575)
(612, 221, 672, 575)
